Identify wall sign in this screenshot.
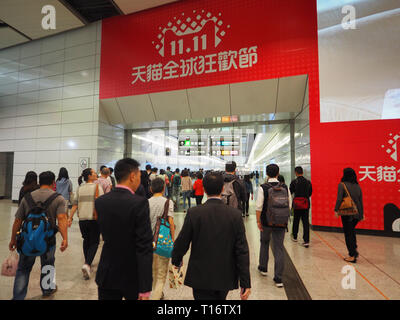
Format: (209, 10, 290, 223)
(100, 0, 317, 99)
(100, 0, 400, 234)
(79, 157, 90, 172)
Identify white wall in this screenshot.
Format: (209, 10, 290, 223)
(0, 153, 7, 197)
(0, 22, 104, 199)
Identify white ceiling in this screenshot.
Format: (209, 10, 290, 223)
(0, 27, 29, 50)
(0, 0, 84, 42)
(114, 0, 179, 14)
(100, 75, 308, 127)
(317, 0, 400, 30)
(0, 0, 182, 50)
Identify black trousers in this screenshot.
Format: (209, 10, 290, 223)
(244, 193, 250, 214)
(341, 216, 359, 257)
(195, 195, 203, 205)
(292, 209, 310, 243)
(193, 288, 229, 300)
(79, 220, 100, 266)
(98, 287, 138, 300)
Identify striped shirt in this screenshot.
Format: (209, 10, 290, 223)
(73, 183, 104, 220)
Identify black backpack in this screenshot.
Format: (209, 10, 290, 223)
(260, 183, 290, 228)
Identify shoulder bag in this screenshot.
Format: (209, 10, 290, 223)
(338, 183, 358, 216)
(153, 199, 174, 258)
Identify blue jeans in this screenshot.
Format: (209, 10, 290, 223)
(182, 190, 191, 210)
(12, 245, 56, 300)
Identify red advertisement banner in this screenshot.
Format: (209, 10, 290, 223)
(100, 0, 400, 234)
(100, 0, 318, 98)
(312, 120, 400, 232)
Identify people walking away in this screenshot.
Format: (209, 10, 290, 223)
(171, 169, 182, 211)
(256, 164, 291, 288)
(243, 175, 253, 217)
(335, 168, 364, 263)
(95, 167, 112, 194)
(56, 167, 73, 207)
(149, 178, 175, 300)
(95, 158, 153, 300)
(140, 164, 152, 199)
(181, 169, 192, 213)
(158, 169, 170, 197)
(68, 168, 103, 280)
(149, 167, 158, 182)
(172, 172, 251, 300)
(18, 171, 39, 205)
(165, 167, 173, 199)
(135, 183, 147, 198)
(255, 171, 260, 186)
(9, 171, 68, 300)
(108, 167, 116, 189)
(222, 161, 246, 212)
(289, 167, 312, 247)
(193, 172, 204, 206)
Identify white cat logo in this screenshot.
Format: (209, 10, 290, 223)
(152, 10, 230, 57)
(381, 133, 399, 162)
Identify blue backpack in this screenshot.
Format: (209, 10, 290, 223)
(16, 193, 59, 257)
(153, 199, 174, 258)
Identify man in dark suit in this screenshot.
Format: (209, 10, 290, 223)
(172, 172, 251, 300)
(95, 158, 153, 300)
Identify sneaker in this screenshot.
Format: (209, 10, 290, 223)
(302, 242, 310, 248)
(274, 278, 284, 288)
(258, 266, 267, 276)
(291, 234, 297, 242)
(82, 264, 91, 280)
(42, 285, 58, 297)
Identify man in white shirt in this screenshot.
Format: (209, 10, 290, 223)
(255, 164, 292, 288)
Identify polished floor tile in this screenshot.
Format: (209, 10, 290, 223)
(0, 199, 399, 300)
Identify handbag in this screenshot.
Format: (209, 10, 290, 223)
(292, 179, 310, 210)
(153, 199, 174, 258)
(293, 197, 309, 210)
(1, 251, 19, 277)
(338, 183, 358, 216)
(168, 263, 185, 289)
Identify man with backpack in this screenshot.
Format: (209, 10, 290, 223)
(290, 166, 313, 248)
(171, 168, 182, 211)
(222, 161, 246, 214)
(256, 164, 291, 288)
(9, 171, 68, 300)
(165, 167, 173, 199)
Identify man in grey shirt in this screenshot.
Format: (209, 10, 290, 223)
(9, 171, 68, 300)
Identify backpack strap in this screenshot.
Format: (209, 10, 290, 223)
(341, 182, 352, 199)
(42, 193, 60, 211)
(162, 199, 170, 220)
(24, 192, 37, 211)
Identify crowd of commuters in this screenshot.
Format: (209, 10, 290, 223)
(7, 157, 364, 300)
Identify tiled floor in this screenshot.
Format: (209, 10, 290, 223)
(0, 199, 399, 300)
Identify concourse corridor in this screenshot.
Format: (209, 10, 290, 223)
(0, 199, 399, 300)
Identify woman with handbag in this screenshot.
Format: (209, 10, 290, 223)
(334, 168, 364, 263)
(68, 168, 104, 279)
(149, 177, 175, 300)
